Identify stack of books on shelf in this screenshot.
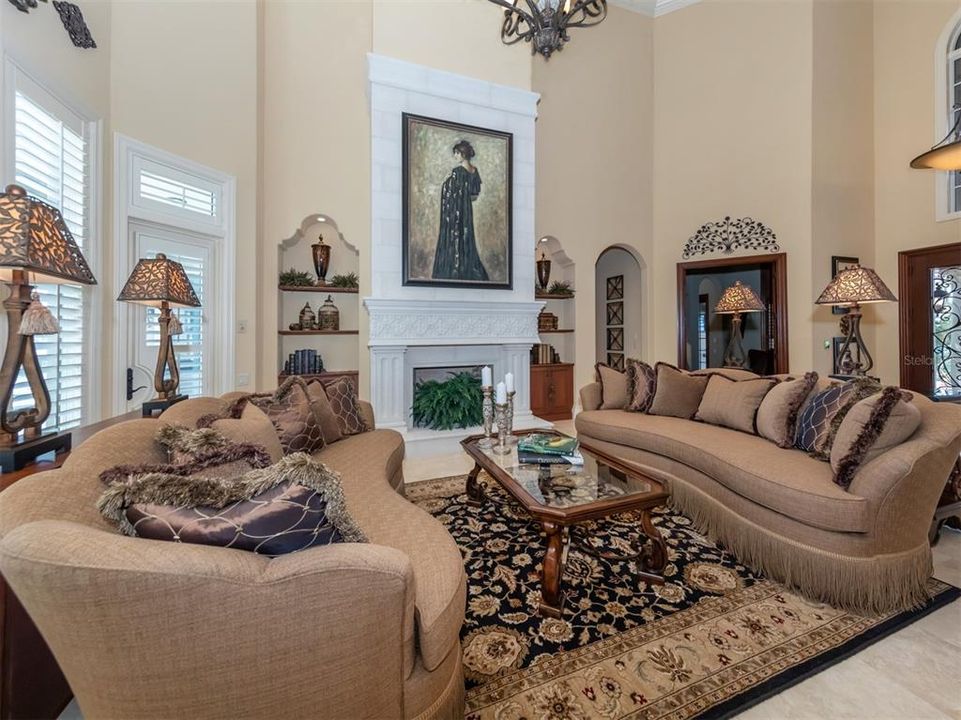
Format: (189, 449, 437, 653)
(284, 349, 324, 376)
(531, 343, 560, 365)
(517, 433, 583, 466)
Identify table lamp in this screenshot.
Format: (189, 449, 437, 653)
(117, 253, 200, 415)
(0, 183, 97, 471)
(815, 264, 896, 375)
(715, 280, 765, 368)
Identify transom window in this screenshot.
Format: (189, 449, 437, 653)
(948, 24, 961, 214)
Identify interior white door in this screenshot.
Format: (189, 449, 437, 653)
(125, 224, 211, 411)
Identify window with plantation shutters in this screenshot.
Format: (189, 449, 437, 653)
(949, 24, 961, 214)
(10, 84, 93, 432)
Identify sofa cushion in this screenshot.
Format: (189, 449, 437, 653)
(249, 378, 326, 455)
(831, 388, 921, 489)
(97, 454, 367, 556)
(648, 363, 709, 419)
(757, 372, 819, 448)
(576, 409, 870, 533)
(695, 374, 777, 434)
(595, 363, 629, 410)
(625, 359, 656, 412)
(317, 430, 466, 672)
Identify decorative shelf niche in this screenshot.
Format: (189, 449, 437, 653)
(277, 213, 360, 378)
(534, 235, 576, 365)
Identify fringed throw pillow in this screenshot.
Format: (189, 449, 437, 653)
(756, 372, 819, 447)
(794, 377, 881, 460)
(97, 453, 367, 556)
(830, 387, 921, 489)
(100, 441, 274, 486)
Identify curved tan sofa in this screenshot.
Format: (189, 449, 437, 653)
(576, 376, 961, 614)
(0, 396, 466, 720)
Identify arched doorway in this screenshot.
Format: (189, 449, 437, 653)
(595, 246, 643, 368)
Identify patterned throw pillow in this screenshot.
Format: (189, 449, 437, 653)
(794, 377, 880, 460)
(756, 372, 819, 448)
(97, 454, 367, 556)
(321, 377, 369, 437)
(595, 363, 630, 410)
(625, 359, 656, 413)
(248, 377, 326, 455)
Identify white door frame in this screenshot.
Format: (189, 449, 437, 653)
(112, 133, 236, 416)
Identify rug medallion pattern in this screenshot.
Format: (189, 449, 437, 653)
(407, 474, 959, 720)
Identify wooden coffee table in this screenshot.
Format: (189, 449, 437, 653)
(461, 430, 670, 617)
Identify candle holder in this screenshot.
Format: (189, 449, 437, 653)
(493, 402, 512, 455)
(506, 390, 518, 445)
(478, 385, 495, 449)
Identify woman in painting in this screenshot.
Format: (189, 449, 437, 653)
(432, 139, 489, 282)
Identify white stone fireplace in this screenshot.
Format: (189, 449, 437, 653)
(365, 55, 544, 457)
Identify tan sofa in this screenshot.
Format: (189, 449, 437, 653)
(576, 376, 961, 614)
(0, 396, 466, 720)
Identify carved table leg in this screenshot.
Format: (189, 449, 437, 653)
(466, 463, 484, 506)
(637, 509, 668, 586)
(538, 521, 568, 617)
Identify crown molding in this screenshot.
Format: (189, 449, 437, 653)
(609, 0, 701, 17)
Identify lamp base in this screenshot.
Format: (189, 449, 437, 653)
(0, 431, 71, 473)
(142, 394, 187, 418)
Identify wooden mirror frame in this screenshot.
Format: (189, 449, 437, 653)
(676, 252, 789, 374)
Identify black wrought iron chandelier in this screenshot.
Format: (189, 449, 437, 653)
(487, 0, 608, 59)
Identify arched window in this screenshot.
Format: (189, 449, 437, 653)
(947, 21, 961, 215)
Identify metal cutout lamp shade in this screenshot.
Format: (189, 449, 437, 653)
(714, 281, 765, 369)
(816, 265, 897, 376)
(0, 184, 97, 471)
(118, 253, 200, 403)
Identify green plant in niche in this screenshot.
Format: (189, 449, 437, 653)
(279, 268, 315, 287)
(329, 272, 359, 288)
(412, 371, 483, 431)
(547, 280, 574, 296)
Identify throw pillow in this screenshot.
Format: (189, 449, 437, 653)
(830, 387, 921, 489)
(595, 363, 630, 410)
(321, 377, 370, 436)
(625, 359, 657, 413)
(306, 380, 344, 444)
(210, 403, 285, 463)
(99, 442, 274, 486)
(97, 453, 367, 556)
(756, 371, 819, 448)
(794, 377, 881, 459)
(156, 425, 230, 465)
(647, 362, 710, 420)
(248, 377, 326, 455)
(695, 374, 778, 434)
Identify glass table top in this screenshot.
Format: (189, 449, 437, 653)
(474, 432, 660, 510)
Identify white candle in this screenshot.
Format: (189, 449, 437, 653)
(481, 366, 492, 388)
(505, 372, 515, 393)
(495, 381, 507, 405)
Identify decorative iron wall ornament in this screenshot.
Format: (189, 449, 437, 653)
(681, 217, 780, 260)
(53, 1, 96, 48)
(7, 0, 46, 14)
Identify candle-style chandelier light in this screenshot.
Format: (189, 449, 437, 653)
(487, 0, 608, 59)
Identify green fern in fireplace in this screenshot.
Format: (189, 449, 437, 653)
(412, 372, 484, 431)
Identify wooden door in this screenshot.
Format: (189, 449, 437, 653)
(899, 243, 961, 398)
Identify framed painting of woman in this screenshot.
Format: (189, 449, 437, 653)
(402, 113, 513, 289)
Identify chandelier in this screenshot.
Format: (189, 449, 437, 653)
(487, 0, 608, 60)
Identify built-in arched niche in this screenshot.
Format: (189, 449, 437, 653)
(594, 244, 645, 369)
(276, 214, 360, 381)
(535, 235, 576, 364)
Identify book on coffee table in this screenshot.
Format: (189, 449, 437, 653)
(518, 449, 584, 466)
(517, 433, 578, 456)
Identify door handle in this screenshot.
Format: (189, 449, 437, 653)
(127, 368, 147, 401)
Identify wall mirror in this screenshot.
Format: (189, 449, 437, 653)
(676, 253, 789, 375)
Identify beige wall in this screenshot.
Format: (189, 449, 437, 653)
(653, 0, 815, 373)
(811, 0, 875, 378)
(873, 0, 961, 385)
(110, 0, 260, 394)
(534, 3, 653, 394)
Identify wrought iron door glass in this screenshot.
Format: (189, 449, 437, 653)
(932, 265, 961, 398)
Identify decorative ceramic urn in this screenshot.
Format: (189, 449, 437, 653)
(318, 295, 340, 331)
(536, 251, 552, 291)
(312, 234, 331, 285)
(299, 302, 316, 329)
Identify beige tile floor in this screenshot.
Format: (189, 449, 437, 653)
(60, 425, 961, 720)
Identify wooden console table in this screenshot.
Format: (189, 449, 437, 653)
(0, 410, 140, 720)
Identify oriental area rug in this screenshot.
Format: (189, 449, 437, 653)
(406, 474, 960, 720)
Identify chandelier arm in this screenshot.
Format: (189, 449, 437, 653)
(562, 0, 607, 28)
(501, 10, 534, 44)
(487, 0, 526, 14)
